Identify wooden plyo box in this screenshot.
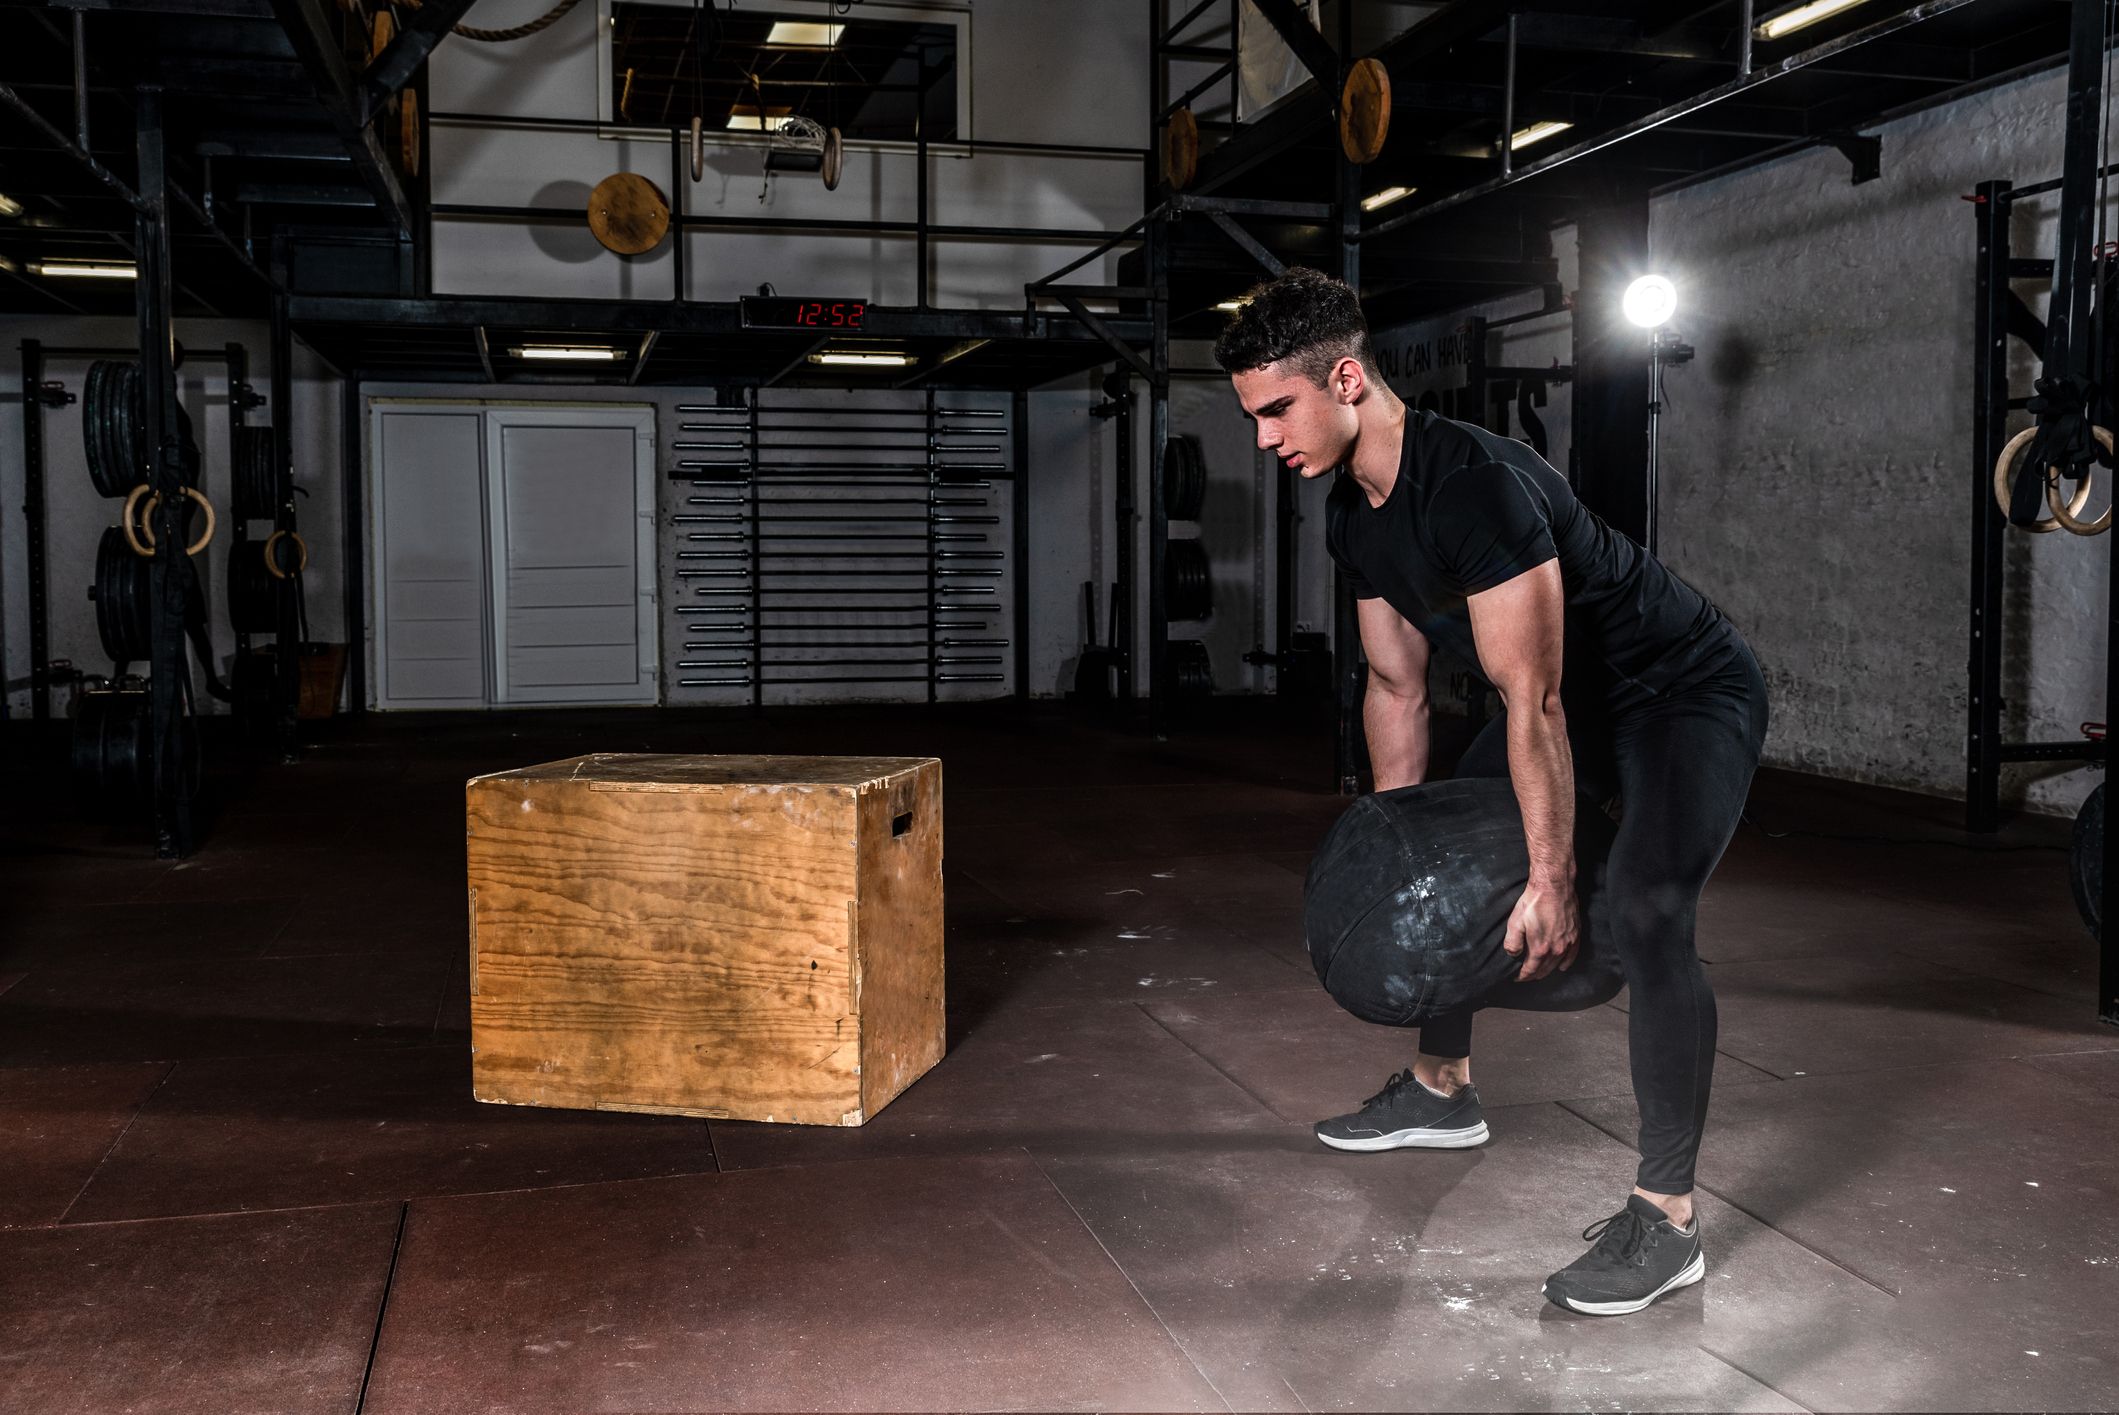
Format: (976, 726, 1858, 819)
(465, 754, 944, 1126)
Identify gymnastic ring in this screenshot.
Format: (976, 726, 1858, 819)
(690, 115, 704, 183)
(262, 529, 309, 579)
(1993, 425, 2095, 532)
(2048, 425, 2115, 536)
(120, 483, 154, 557)
(125, 485, 217, 557)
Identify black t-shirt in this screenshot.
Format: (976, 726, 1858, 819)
(1325, 410, 1741, 716)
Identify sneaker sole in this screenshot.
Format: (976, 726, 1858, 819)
(1544, 1249, 1706, 1316)
(1314, 1120, 1490, 1152)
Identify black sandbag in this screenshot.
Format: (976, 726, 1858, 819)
(1304, 777, 1626, 1027)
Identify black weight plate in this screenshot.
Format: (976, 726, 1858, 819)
(234, 427, 282, 519)
(72, 689, 152, 814)
(115, 364, 140, 490)
(1163, 639, 1213, 697)
(94, 526, 151, 662)
(85, 361, 120, 497)
(1166, 539, 1212, 621)
(110, 362, 136, 492)
(83, 360, 104, 493)
(1163, 435, 1206, 521)
(2071, 782, 2103, 941)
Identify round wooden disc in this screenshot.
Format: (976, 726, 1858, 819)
(822, 126, 844, 191)
(587, 172, 671, 255)
(1340, 57, 1391, 164)
(1165, 106, 1199, 190)
(400, 89, 420, 177)
(369, 8, 394, 61)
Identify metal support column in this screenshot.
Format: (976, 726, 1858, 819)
(1571, 196, 1654, 545)
(1111, 370, 1136, 704)
(2070, 0, 2119, 1027)
(227, 338, 255, 725)
(1012, 388, 1030, 700)
(1147, 213, 1171, 737)
(1500, 12, 1517, 178)
(916, 50, 931, 310)
(2104, 456, 2119, 1025)
(136, 86, 193, 857)
(925, 387, 940, 704)
(20, 339, 50, 722)
(270, 297, 300, 750)
(669, 126, 687, 302)
(1967, 179, 2010, 834)
(341, 374, 367, 716)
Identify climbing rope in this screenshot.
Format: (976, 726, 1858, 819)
(400, 0, 584, 44)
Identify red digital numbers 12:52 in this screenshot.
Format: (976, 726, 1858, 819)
(797, 301, 865, 328)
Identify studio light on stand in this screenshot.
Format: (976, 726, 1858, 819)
(1623, 275, 1694, 555)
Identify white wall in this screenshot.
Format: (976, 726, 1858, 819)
(1652, 63, 2101, 816)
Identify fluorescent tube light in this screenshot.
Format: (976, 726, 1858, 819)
(766, 21, 842, 46)
(808, 351, 916, 368)
(1509, 121, 1573, 152)
(1756, 0, 1870, 41)
(511, 345, 624, 361)
(1360, 185, 1415, 213)
(727, 107, 795, 131)
(38, 260, 136, 279)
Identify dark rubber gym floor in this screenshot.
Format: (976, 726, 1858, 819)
(3, 701, 2114, 1412)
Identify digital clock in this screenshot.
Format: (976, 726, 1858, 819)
(740, 296, 869, 330)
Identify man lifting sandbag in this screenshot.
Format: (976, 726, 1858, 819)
(1216, 268, 1768, 1318)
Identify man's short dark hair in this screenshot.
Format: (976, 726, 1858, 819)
(1212, 266, 1378, 385)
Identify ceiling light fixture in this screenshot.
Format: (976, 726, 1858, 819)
(1509, 120, 1573, 152)
(1755, 0, 1871, 41)
(1360, 185, 1416, 213)
(0, 193, 24, 218)
(510, 345, 625, 361)
(38, 260, 136, 279)
(726, 106, 795, 132)
(1213, 299, 1247, 313)
(765, 21, 843, 47)
(808, 350, 917, 368)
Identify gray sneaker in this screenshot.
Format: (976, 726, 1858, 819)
(1542, 1196, 1707, 1316)
(1313, 1069, 1490, 1151)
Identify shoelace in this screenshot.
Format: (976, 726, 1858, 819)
(1363, 1068, 1422, 1109)
(1580, 1207, 1654, 1266)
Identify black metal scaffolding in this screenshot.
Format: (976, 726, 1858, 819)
(1964, 0, 2117, 1028)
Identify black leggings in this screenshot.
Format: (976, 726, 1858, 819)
(1419, 643, 1769, 1196)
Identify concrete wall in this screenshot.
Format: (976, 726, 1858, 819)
(1651, 63, 2100, 816)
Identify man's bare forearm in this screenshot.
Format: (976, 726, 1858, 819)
(1365, 684, 1430, 791)
(1504, 703, 1576, 888)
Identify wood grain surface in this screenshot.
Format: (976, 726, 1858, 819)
(586, 173, 670, 256)
(467, 755, 943, 1126)
(1340, 58, 1391, 165)
(1165, 107, 1199, 190)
